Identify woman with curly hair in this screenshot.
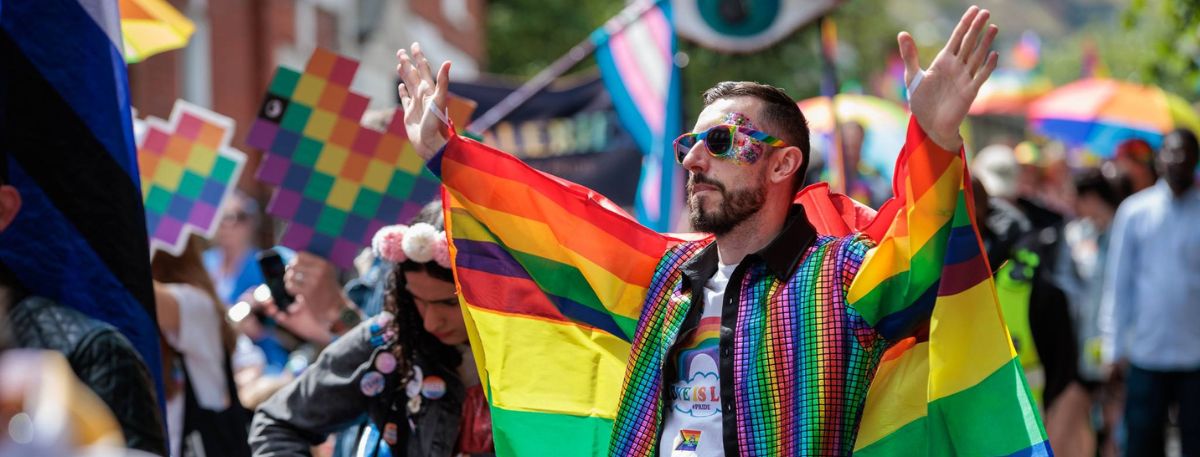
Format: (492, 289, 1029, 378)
(249, 200, 493, 457)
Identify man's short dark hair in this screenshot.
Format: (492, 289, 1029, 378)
(702, 81, 810, 191)
(0, 149, 7, 185)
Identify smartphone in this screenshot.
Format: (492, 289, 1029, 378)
(257, 248, 294, 310)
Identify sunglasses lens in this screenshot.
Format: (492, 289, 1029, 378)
(705, 127, 733, 157)
(674, 134, 698, 163)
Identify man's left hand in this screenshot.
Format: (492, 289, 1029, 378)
(900, 5, 998, 151)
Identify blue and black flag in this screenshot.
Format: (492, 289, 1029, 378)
(0, 0, 165, 408)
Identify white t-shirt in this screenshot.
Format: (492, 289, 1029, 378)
(658, 262, 735, 457)
(163, 283, 230, 457)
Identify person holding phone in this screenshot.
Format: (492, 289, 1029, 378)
(238, 248, 366, 348)
(249, 200, 493, 457)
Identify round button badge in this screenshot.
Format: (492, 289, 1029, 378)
(360, 371, 385, 397)
(382, 422, 398, 446)
(421, 375, 446, 400)
(374, 351, 397, 374)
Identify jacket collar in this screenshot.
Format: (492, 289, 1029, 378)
(680, 204, 819, 285)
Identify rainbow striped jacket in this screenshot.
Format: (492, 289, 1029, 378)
(608, 209, 886, 456)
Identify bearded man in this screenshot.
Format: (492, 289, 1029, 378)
(392, 6, 1015, 455)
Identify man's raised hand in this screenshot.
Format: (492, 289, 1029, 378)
(396, 42, 452, 160)
(900, 6, 999, 151)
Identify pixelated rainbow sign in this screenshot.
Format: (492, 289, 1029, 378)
(137, 99, 247, 256)
(246, 48, 475, 268)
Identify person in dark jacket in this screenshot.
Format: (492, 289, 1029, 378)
(5, 295, 169, 455)
(0, 160, 168, 456)
(250, 201, 493, 457)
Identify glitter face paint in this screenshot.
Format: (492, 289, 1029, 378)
(722, 112, 767, 165)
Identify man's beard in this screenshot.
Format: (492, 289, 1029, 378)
(688, 173, 765, 235)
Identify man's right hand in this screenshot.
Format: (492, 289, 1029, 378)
(396, 42, 452, 161)
(898, 5, 998, 151)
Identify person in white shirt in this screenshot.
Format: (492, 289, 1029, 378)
(1102, 128, 1200, 456)
(152, 237, 249, 457)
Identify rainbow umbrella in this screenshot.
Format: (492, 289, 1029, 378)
(1028, 78, 1200, 156)
(797, 94, 909, 180)
(119, 0, 195, 63)
(969, 69, 1053, 116)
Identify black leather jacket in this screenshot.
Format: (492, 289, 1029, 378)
(9, 295, 168, 456)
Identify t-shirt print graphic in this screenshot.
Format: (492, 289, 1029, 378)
(670, 316, 722, 417)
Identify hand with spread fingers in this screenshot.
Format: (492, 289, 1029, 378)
(900, 5, 999, 151)
(396, 42, 453, 161)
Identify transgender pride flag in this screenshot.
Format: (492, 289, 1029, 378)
(592, 0, 684, 232)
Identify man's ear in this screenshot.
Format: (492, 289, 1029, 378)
(768, 146, 804, 186)
(0, 186, 22, 233)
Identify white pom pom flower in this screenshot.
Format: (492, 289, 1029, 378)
(402, 222, 440, 263)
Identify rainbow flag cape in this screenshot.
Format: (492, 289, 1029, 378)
(850, 123, 1049, 455)
(592, 0, 684, 232)
(435, 118, 1047, 455)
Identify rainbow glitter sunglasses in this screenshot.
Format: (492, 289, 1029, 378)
(673, 124, 788, 165)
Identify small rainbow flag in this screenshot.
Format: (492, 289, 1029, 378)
(592, 0, 684, 232)
(137, 100, 246, 256)
(247, 48, 473, 268)
(1011, 30, 1041, 71)
(677, 430, 701, 451)
(1080, 39, 1110, 79)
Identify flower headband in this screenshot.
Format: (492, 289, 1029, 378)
(372, 223, 451, 268)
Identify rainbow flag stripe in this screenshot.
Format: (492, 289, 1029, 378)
(850, 121, 1049, 455)
(433, 132, 684, 456)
